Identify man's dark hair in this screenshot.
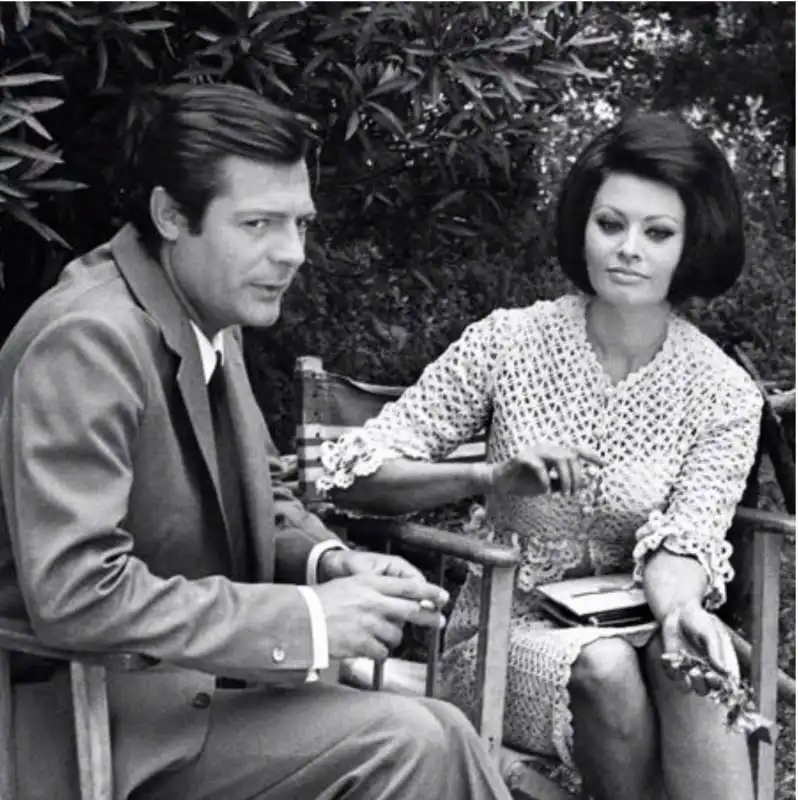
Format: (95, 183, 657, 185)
(555, 110, 745, 303)
(127, 83, 311, 257)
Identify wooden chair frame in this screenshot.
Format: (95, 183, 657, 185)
(0, 617, 149, 800)
(294, 354, 796, 800)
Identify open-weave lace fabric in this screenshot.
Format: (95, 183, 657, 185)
(318, 293, 762, 765)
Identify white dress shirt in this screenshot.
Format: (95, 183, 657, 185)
(190, 323, 340, 678)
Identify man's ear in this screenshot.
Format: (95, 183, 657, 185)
(149, 187, 185, 242)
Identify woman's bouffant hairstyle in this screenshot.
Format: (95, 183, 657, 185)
(126, 83, 311, 258)
(555, 110, 745, 303)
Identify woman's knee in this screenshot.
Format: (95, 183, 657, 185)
(570, 638, 643, 700)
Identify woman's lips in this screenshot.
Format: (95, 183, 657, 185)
(606, 267, 648, 282)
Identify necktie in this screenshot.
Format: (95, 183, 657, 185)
(208, 356, 251, 580)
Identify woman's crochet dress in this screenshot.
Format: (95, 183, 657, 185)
(318, 294, 762, 765)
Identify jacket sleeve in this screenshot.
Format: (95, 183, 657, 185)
(265, 423, 344, 584)
(632, 378, 763, 610)
(0, 313, 314, 683)
(227, 326, 342, 585)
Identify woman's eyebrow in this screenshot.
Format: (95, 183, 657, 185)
(594, 205, 682, 224)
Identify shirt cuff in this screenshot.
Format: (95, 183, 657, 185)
(306, 539, 348, 585)
(296, 585, 330, 683)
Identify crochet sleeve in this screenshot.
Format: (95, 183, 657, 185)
(632, 381, 763, 609)
(317, 310, 511, 494)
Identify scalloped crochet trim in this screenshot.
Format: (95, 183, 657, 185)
(316, 431, 403, 494)
(632, 512, 734, 610)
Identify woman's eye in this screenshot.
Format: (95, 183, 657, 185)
(646, 227, 675, 242)
(596, 217, 623, 233)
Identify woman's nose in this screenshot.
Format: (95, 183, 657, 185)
(617, 226, 641, 260)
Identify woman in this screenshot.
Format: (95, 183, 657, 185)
(318, 111, 762, 800)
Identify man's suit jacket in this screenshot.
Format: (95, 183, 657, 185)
(0, 225, 337, 798)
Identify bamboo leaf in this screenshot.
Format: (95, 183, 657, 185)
(345, 111, 361, 141)
(21, 113, 52, 141)
(6, 203, 70, 247)
(365, 102, 406, 139)
(15, 1, 31, 30)
(261, 69, 294, 97)
(367, 74, 411, 102)
(25, 178, 87, 191)
(495, 70, 524, 104)
(195, 30, 221, 43)
(0, 139, 62, 164)
(0, 176, 27, 199)
(9, 97, 63, 115)
(0, 156, 22, 171)
(113, 2, 161, 14)
(431, 189, 466, 214)
(0, 73, 62, 88)
(129, 44, 155, 69)
(96, 38, 109, 89)
(128, 20, 174, 32)
(20, 153, 57, 180)
(42, 19, 68, 42)
(0, 118, 24, 137)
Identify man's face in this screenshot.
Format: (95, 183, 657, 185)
(166, 155, 315, 334)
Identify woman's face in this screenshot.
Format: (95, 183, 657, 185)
(584, 171, 685, 308)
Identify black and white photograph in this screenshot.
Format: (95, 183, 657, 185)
(0, 3, 794, 799)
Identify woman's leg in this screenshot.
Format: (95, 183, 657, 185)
(569, 637, 663, 800)
(642, 634, 754, 800)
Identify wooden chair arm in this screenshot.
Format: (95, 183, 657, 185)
(722, 622, 797, 702)
(0, 616, 153, 671)
(343, 516, 521, 568)
(733, 506, 795, 536)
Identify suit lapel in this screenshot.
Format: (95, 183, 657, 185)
(109, 226, 225, 526)
(222, 331, 276, 582)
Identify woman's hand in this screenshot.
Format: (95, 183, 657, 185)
(487, 443, 603, 497)
(660, 599, 739, 693)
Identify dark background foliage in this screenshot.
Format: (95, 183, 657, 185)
(0, 3, 793, 448)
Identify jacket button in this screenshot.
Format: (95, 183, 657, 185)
(191, 692, 211, 710)
(271, 646, 286, 664)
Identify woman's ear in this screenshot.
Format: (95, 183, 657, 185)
(149, 186, 185, 242)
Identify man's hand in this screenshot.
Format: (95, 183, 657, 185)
(488, 443, 603, 497)
(314, 572, 450, 662)
(318, 549, 426, 583)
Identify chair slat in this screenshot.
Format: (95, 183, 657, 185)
(0, 650, 14, 800)
(750, 530, 781, 799)
(474, 564, 515, 761)
(70, 662, 113, 800)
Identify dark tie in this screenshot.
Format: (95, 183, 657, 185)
(208, 355, 251, 581)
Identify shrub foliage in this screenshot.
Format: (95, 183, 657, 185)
(0, 1, 793, 452)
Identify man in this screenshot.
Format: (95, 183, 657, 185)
(0, 84, 512, 800)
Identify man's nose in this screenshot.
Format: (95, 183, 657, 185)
(273, 221, 306, 269)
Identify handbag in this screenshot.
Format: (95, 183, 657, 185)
(535, 573, 656, 629)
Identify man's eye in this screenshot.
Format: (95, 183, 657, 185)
(243, 219, 271, 231)
(596, 217, 623, 233)
(647, 227, 675, 242)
